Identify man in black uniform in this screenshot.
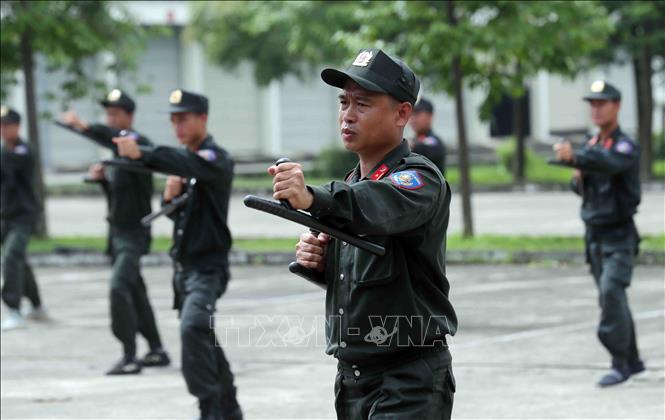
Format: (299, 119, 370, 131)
(61, 89, 169, 375)
(1, 106, 46, 331)
(269, 49, 457, 419)
(114, 89, 242, 420)
(555, 80, 645, 387)
(409, 98, 446, 174)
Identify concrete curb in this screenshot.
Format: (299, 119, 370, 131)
(27, 249, 665, 268)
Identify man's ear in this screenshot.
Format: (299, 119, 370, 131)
(396, 102, 413, 128)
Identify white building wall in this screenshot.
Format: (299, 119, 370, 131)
(279, 74, 339, 156)
(126, 33, 182, 146)
(201, 60, 263, 157)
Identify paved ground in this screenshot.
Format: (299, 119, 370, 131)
(1, 264, 663, 419)
(45, 190, 665, 238)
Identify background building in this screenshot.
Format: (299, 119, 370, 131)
(4, 1, 664, 171)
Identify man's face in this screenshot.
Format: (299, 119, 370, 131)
(0, 122, 19, 143)
(409, 111, 432, 135)
(338, 80, 411, 155)
(589, 99, 620, 127)
(170, 112, 207, 145)
(104, 107, 133, 130)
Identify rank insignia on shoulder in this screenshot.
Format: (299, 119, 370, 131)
(615, 140, 634, 154)
(197, 149, 217, 161)
(389, 170, 424, 190)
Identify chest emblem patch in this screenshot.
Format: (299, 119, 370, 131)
(389, 170, 424, 190)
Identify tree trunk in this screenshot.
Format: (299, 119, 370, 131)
(513, 92, 525, 182)
(633, 46, 653, 180)
(20, 31, 48, 237)
(447, 0, 474, 237)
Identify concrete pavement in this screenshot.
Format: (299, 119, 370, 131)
(1, 264, 663, 419)
(45, 190, 665, 238)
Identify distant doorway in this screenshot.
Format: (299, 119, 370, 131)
(490, 91, 531, 138)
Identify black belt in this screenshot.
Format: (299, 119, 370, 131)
(337, 344, 449, 378)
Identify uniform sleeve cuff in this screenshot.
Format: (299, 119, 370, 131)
(139, 144, 157, 164)
(573, 151, 586, 168)
(306, 185, 334, 217)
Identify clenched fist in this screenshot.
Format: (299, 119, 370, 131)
(61, 110, 88, 131)
(267, 162, 314, 210)
(295, 232, 330, 272)
(87, 163, 105, 181)
(113, 135, 141, 159)
(163, 176, 184, 202)
(554, 141, 575, 163)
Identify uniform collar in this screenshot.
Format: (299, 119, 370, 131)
(609, 126, 623, 141)
(597, 126, 622, 142)
(349, 140, 410, 182)
(195, 134, 214, 151)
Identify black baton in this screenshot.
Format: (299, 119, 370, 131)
(141, 192, 190, 227)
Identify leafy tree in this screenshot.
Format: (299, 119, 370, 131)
(592, 1, 665, 179)
(468, 1, 612, 182)
(190, 0, 611, 236)
(1, 0, 147, 236)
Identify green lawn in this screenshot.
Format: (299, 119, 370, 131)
(28, 234, 665, 254)
(46, 159, 664, 196)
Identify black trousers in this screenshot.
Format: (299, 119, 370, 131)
(109, 227, 162, 358)
(1, 222, 41, 310)
(174, 267, 237, 401)
(335, 349, 455, 420)
(588, 241, 641, 365)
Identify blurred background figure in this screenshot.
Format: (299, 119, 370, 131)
(60, 89, 170, 375)
(409, 98, 447, 175)
(555, 80, 645, 387)
(1, 106, 47, 331)
(114, 89, 242, 420)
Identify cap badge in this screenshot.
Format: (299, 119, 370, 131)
(107, 89, 122, 101)
(352, 50, 373, 67)
(590, 80, 605, 93)
(169, 89, 183, 104)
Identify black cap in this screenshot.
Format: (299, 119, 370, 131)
(321, 48, 420, 104)
(100, 89, 136, 113)
(0, 105, 20, 124)
(583, 80, 621, 102)
(168, 89, 208, 114)
(413, 98, 434, 114)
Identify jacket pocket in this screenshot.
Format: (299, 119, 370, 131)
(352, 237, 398, 287)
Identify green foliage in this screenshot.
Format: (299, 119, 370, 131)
(654, 131, 665, 160)
(495, 138, 573, 184)
(315, 147, 358, 179)
(0, 1, 148, 103)
(444, 164, 513, 186)
(190, 1, 613, 119)
(592, 1, 665, 68)
(653, 159, 665, 180)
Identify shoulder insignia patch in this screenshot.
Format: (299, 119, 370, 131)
(424, 136, 438, 146)
(197, 149, 217, 162)
(14, 145, 28, 155)
(389, 170, 424, 190)
(615, 140, 634, 155)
